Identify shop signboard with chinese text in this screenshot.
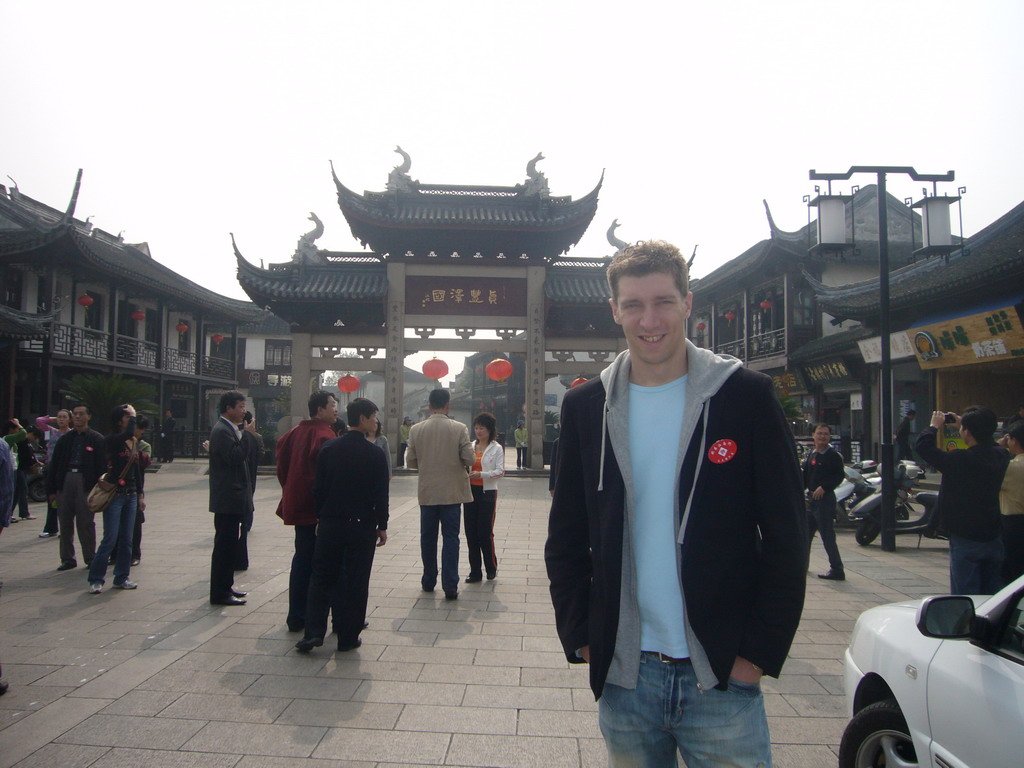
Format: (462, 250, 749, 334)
(910, 304, 1024, 370)
(406, 276, 527, 317)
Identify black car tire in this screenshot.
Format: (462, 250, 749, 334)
(839, 698, 918, 768)
(27, 477, 48, 503)
(855, 519, 880, 546)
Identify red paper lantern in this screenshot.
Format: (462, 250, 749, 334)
(422, 358, 448, 380)
(77, 294, 94, 308)
(724, 311, 736, 323)
(696, 322, 706, 332)
(211, 333, 225, 344)
(130, 309, 146, 322)
(759, 299, 773, 310)
(485, 358, 513, 382)
(338, 374, 360, 393)
(570, 376, 588, 388)
(175, 321, 189, 334)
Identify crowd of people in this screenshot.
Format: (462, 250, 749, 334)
(2, 239, 1021, 766)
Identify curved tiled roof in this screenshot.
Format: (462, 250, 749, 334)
(332, 167, 602, 262)
(0, 195, 261, 323)
(0, 305, 55, 340)
(235, 247, 387, 302)
(544, 261, 610, 305)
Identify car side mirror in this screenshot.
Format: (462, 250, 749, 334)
(917, 595, 975, 638)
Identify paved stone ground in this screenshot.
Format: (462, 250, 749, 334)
(0, 460, 950, 768)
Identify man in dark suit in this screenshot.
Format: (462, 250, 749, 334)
(296, 397, 389, 654)
(160, 410, 176, 463)
(208, 390, 252, 606)
(804, 423, 846, 581)
(46, 403, 106, 571)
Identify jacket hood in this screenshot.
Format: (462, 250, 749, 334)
(598, 340, 743, 407)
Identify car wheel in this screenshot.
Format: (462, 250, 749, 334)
(28, 478, 48, 503)
(839, 698, 918, 768)
(855, 519, 880, 546)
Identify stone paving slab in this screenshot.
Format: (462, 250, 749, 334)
(0, 459, 953, 767)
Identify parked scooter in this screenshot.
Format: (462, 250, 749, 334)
(834, 466, 877, 527)
(847, 464, 941, 546)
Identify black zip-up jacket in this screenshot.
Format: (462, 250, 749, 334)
(915, 427, 1008, 541)
(104, 418, 144, 494)
(314, 430, 389, 530)
(803, 446, 844, 495)
(546, 352, 807, 698)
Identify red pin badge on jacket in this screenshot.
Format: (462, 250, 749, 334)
(708, 439, 737, 464)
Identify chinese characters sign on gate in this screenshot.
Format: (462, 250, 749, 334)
(406, 276, 528, 316)
(910, 304, 1024, 369)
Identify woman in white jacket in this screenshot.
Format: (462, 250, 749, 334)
(464, 412, 504, 582)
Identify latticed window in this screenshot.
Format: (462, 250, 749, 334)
(265, 340, 292, 368)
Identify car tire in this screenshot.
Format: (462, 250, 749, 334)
(855, 519, 880, 546)
(839, 698, 918, 768)
(27, 477, 48, 504)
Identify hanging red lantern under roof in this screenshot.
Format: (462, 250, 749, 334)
(422, 358, 448, 381)
(570, 376, 588, 388)
(77, 294, 94, 308)
(724, 311, 736, 323)
(130, 309, 146, 322)
(759, 299, 773, 310)
(696, 322, 706, 332)
(485, 357, 513, 382)
(175, 321, 189, 334)
(211, 333, 225, 344)
(338, 374, 360, 393)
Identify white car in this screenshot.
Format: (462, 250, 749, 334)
(841, 574, 1024, 767)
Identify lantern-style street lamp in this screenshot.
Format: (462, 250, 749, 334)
(809, 166, 955, 552)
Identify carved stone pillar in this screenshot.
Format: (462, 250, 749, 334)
(289, 331, 313, 429)
(526, 266, 546, 469)
(384, 262, 406, 465)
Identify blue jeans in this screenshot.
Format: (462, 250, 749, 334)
(420, 504, 461, 593)
(949, 534, 1004, 595)
(87, 492, 138, 586)
(598, 654, 772, 768)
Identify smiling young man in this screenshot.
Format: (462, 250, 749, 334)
(545, 240, 807, 767)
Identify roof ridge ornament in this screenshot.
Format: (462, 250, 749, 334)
(607, 219, 629, 253)
(292, 212, 327, 264)
(387, 146, 418, 192)
(522, 152, 549, 197)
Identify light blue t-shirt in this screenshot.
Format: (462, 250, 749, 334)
(628, 375, 689, 658)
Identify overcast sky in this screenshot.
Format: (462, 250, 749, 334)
(3, 1, 1021, 376)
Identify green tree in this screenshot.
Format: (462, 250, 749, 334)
(61, 373, 159, 433)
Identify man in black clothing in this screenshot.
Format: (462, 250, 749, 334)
(207, 391, 252, 606)
(296, 397, 389, 654)
(46, 404, 105, 571)
(895, 409, 916, 462)
(916, 407, 1008, 594)
(160, 410, 176, 463)
(804, 423, 846, 580)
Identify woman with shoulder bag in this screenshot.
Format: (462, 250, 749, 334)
(87, 405, 144, 594)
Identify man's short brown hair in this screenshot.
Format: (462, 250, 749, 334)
(607, 240, 690, 303)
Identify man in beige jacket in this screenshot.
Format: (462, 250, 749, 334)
(406, 389, 474, 600)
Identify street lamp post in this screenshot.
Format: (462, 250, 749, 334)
(808, 166, 955, 552)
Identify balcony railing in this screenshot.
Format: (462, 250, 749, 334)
(38, 323, 235, 380)
(163, 348, 198, 375)
(748, 328, 786, 360)
(114, 334, 159, 368)
(52, 323, 110, 361)
(715, 339, 746, 359)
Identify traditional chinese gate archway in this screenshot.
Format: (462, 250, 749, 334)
(235, 149, 623, 469)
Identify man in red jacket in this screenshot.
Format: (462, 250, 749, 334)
(276, 391, 339, 632)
